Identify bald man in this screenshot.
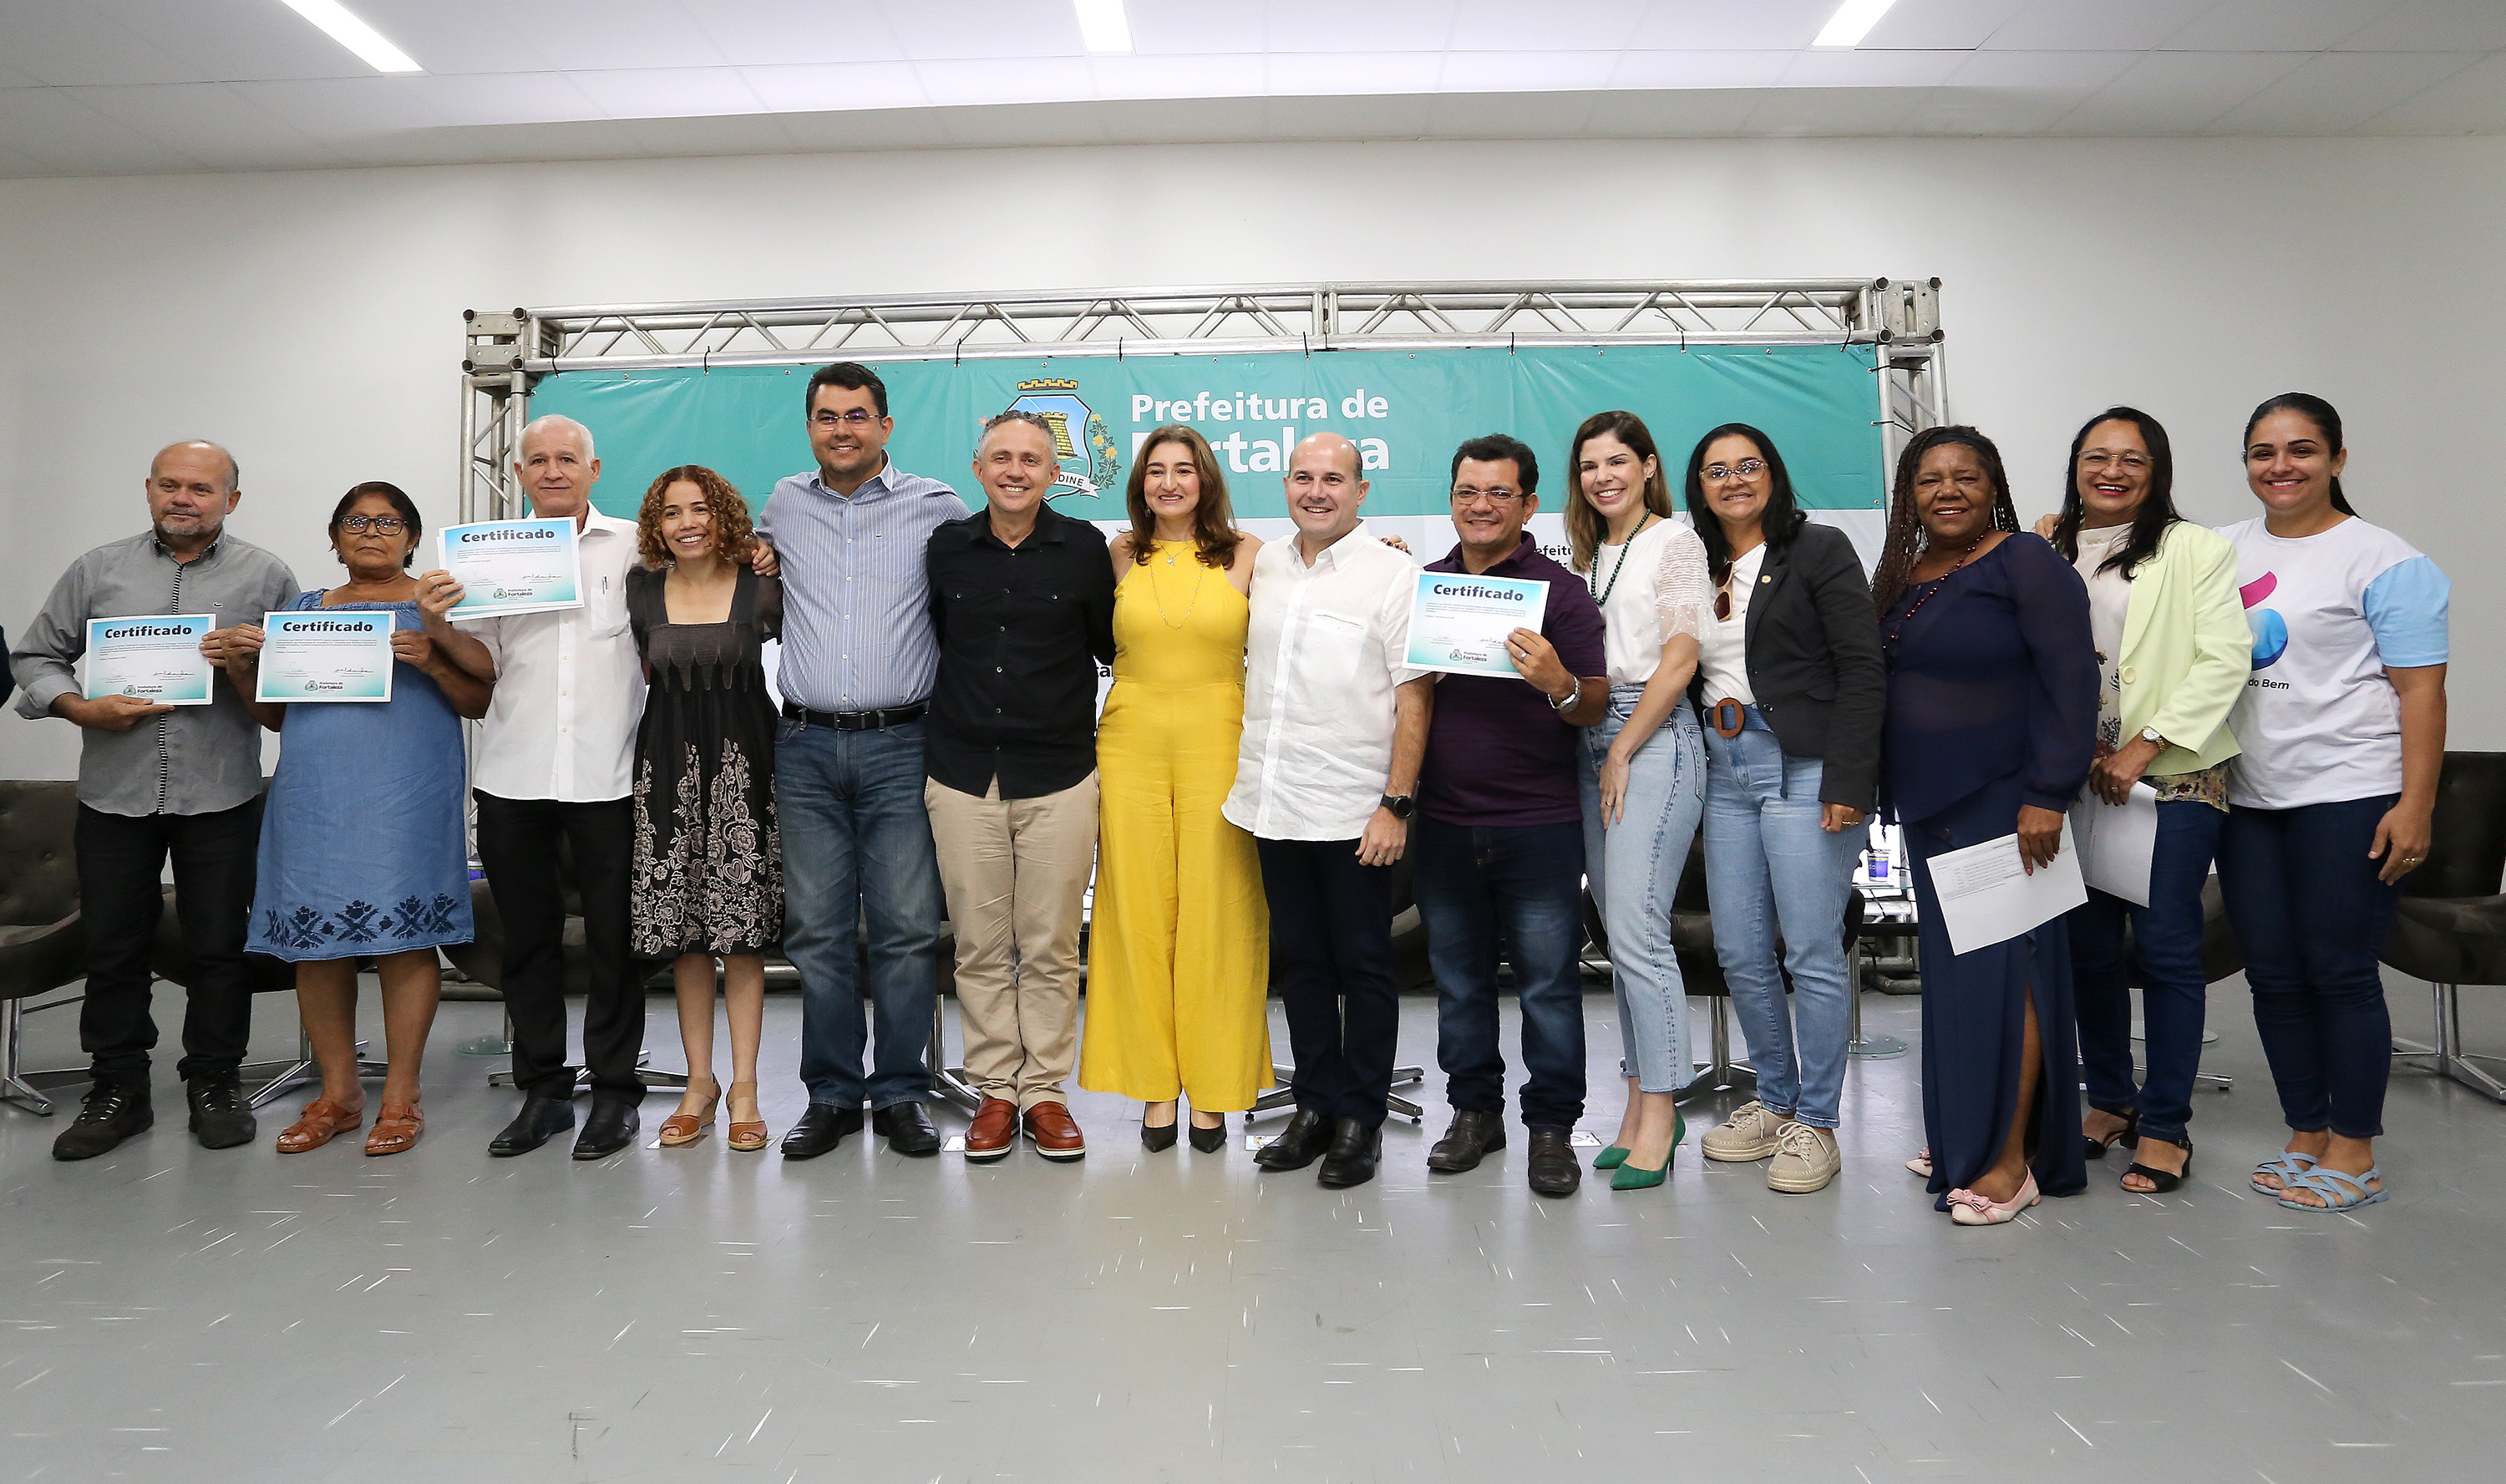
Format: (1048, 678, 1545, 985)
(424, 414, 652, 1160)
(13, 440, 298, 1159)
(1228, 433, 1435, 1190)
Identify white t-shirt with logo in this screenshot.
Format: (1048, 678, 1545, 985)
(2221, 514, 2448, 810)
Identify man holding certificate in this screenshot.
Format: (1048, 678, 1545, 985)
(421, 414, 653, 1161)
(10, 440, 297, 1160)
(1413, 434, 1609, 1198)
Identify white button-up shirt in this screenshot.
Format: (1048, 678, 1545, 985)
(1223, 521, 1421, 842)
(467, 509, 647, 803)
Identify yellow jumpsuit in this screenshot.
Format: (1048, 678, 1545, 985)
(1079, 540, 1272, 1108)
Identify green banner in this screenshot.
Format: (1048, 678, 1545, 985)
(532, 343, 1883, 525)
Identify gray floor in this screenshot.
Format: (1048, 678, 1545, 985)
(2, 979, 2503, 1484)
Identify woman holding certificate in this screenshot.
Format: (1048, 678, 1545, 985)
(627, 467, 784, 1152)
(230, 482, 489, 1157)
(1563, 411, 1712, 1190)
(1873, 428, 2096, 1226)
(1681, 424, 1885, 1198)
(2032, 408, 2247, 1197)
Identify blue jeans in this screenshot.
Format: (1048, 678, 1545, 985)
(774, 717, 947, 1110)
(1701, 716, 1863, 1128)
(2216, 794, 2401, 1140)
(2069, 798, 2223, 1146)
(1416, 814, 1589, 1129)
(1576, 689, 1704, 1094)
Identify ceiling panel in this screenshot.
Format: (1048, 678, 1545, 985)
(339, 2, 561, 76)
(228, 76, 454, 137)
(569, 67, 775, 121)
(1436, 51, 1626, 94)
(1258, 0, 1461, 53)
(2200, 48, 2481, 134)
(1980, 0, 2219, 51)
(676, 0, 911, 66)
(0, 87, 200, 172)
(492, 1, 735, 72)
(738, 63, 931, 114)
(1775, 48, 1971, 88)
(412, 72, 614, 129)
(73, 82, 341, 169)
(1444, 0, 1649, 52)
(2050, 50, 2311, 134)
(2356, 49, 2506, 131)
(1265, 51, 1448, 96)
(2333, 0, 2506, 51)
(0, 3, 203, 87)
(1626, 0, 1839, 51)
(1860, 0, 2036, 52)
(2160, 0, 2407, 53)
(1602, 50, 1798, 90)
(1085, 53, 1271, 102)
(912, 58, 1098, 109)
(1737, 85, 1927, 136)
(875, 0, 1086, 60)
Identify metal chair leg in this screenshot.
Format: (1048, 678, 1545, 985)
(1250, 1062, 1426, 1122)
(2415, 982, 2506, 1103)
(1678, 998, 1758, 1101)
(928, 998, 983, 1112)
(1, 1000, 54, 1117)
(244, 1026, 389, 1110)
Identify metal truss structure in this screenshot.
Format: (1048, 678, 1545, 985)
(459, 278, 1945, 521)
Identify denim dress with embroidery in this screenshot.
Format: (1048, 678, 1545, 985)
(246, 595, 474, 961)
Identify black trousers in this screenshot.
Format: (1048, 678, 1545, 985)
(474, 791, 645, 1104)
(75, 799, 262, 1086)
(1255, 836, 1399, 1129)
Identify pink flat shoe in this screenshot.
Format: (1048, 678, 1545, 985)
(1946, 1171, 2040, 1226)
(1905, 1147, 1932, 1178)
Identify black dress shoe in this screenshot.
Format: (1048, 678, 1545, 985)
(1525, 1126, 1581, 1197)
(572, 1097, 640, 1159)
(1427, 1108, 1508, 1173)
(780, 1102, 864, 1160)
(872, 1101, 941, 1157)
(52, 1081, 152, 1162)
(489, 1093, 576, 1157)
(1316, 1117, 1382, 1188)
(185, 1073, 256, 1150)
(1141, 1118, 1179, 1152)
(1252, 1108, 1331, 1171)
(1188, 1117, 1228, 1154)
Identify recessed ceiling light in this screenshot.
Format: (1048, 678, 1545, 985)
(278, 0, 423, 73)
(1073, 0, 1134, 54)
(1812, 0, 1900, 48)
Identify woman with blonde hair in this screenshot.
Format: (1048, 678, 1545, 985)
(627, 464, 784, 1152)
(1079, 424, 1271, 1151)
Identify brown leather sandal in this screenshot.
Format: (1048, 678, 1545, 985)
(661, 1077, 721, 1147)
(276, 1097, 364, 1153)
(725, 1080, 768, 1152)
(364, 1102, 424, 1157)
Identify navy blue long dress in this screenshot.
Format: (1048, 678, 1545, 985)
(1881, 534, 2097, 1208)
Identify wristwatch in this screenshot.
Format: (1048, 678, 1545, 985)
(1545, 683, 1576, 712)
(2139, 727, 2168, 747)
(1378, 793, 1416, 820)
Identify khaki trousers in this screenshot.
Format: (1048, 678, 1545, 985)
(926, 772, 1098, 1110)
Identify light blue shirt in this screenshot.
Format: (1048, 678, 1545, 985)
(758, 459, 968, 713)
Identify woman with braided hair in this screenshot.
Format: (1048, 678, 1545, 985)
(1876, 426, 2098, 1225)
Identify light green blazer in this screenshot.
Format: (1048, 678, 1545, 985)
(2112, 519, 2247, 774)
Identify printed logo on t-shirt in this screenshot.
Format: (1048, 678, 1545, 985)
(2240, 572, 2287, 671)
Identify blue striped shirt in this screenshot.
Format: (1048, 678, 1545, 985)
(759, 460, 969, 712)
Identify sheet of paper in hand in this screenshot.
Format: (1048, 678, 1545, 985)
(439, 518, 585, 620)
(1403, 571, 1550, 679)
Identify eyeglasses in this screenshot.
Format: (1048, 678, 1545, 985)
(340, 515, 407, 535)
(1714, 574, 1735, 622)
(1702, 459, 1768, 484)
(2078, 452, 2151, 472)
(1450, 486, 1524, 508)
(813, 409, 879, 428)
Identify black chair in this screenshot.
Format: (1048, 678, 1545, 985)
(2378, 751, 2506, 1103)
(145, 893, 331, 1110)
(1584, 835, 1862, 1101)
(0, 781, 88, 1115)
(2113, 874, 2244, 1091)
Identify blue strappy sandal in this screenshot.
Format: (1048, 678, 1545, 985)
(2275, 1164, 2386, 1212)
(2250, 1151, 2317, 1194)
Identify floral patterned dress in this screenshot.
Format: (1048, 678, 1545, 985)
(627, 565, 783, 957)
(247, 595, 473, 960)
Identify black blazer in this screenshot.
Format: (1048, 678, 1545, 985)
(1688, 522, 1886, 813)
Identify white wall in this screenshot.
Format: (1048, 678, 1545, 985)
(6, 134, 2502, 781)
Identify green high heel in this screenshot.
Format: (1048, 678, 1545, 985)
(1610, 1112, 1684, 1191)
(1593, 1145, 1629, 1170)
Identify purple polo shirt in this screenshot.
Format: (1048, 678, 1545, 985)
(1418, 534, 1608, 827)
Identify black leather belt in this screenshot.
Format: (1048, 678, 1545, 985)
(781, 700, 926, 732)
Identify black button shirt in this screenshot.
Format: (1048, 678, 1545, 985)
(925, 503, 1117, 799)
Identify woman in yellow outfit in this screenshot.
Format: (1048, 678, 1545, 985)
(1081, 425, 1271, 1151)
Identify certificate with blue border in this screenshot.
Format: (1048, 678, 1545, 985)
(256, 610, 395, 703)
(84, 614, 215, 705)
(1403, 571, 1550, 679)
(440, 518, 585, 620)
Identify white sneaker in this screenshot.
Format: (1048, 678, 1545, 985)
(1701, 1101, 1786, 1162)
(1768, 1122, 1841, 1193)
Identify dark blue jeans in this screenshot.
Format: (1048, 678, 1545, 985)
(2216, 793, 2400, 1140)
(1414, 815, 1587, 1130)
(774, 717, 946, 1110)
(2069, 798, 2223, 1146)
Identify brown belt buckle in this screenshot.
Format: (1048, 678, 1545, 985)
(1710, 698, 1747, 738)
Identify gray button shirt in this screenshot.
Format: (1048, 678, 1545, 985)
(758, 460, 966, 713)
(12, 530, 301, 818)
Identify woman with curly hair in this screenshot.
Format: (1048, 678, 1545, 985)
(1875, 427, 2097, 1226)
(628, 464, 784, 1152)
